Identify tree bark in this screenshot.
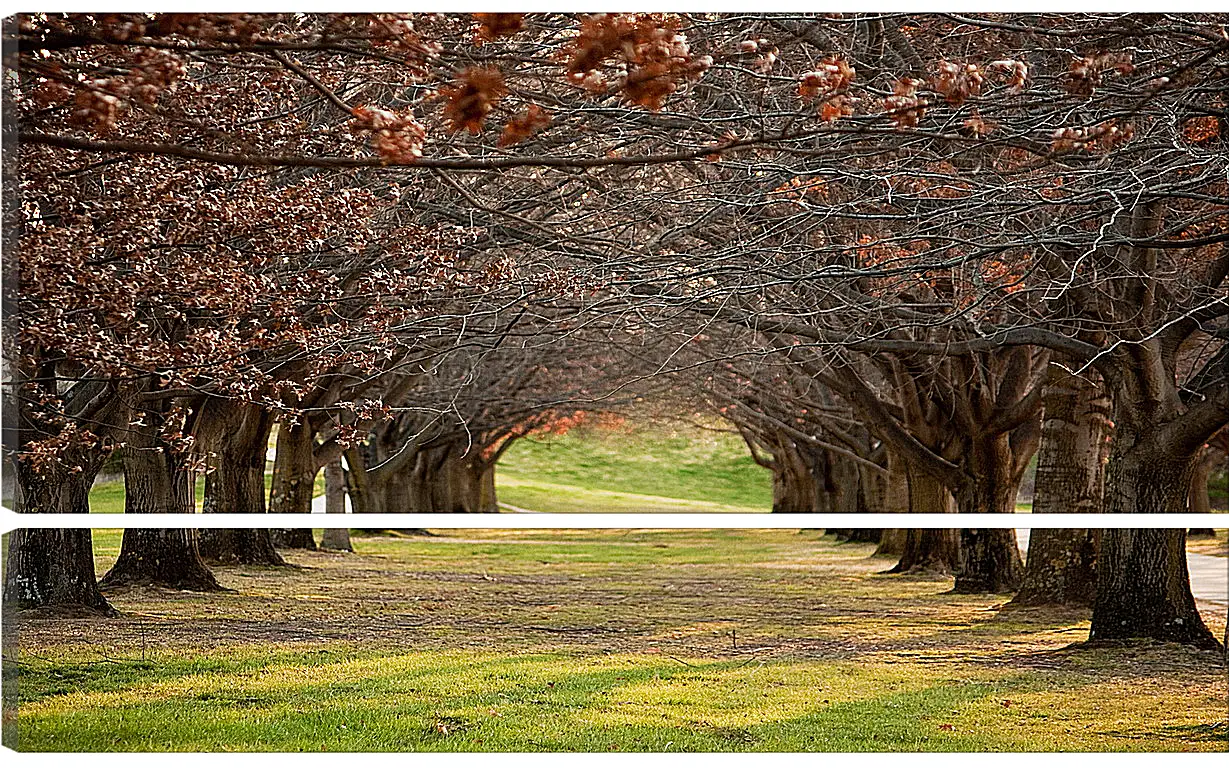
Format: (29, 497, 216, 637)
(888, 529, 960, 574)
(3, 529, 116, 615)
(1033, 370, 1111, 514)
(121, 385, 196, 514)
(13, 459, 102, 513)
(121, 442, 194, 514)
(907, 465, 955, 513)
(1188, 447, 1213, 514)
(954, 434, 1021, 513)
(874, 528, 906, 556)
(320, 458, 353, 551)
(202, 401, 273, 514)
(99, 528, 224, 592)
(194, 401, 285, 565)
(1010, 528, 1099, 606)
(266, 421, 319, 550)
(270, 528, 318, 550)
(342, 446, 372, 513)
(885, 465, 959, 573)
(771, 438, 819, 512)
(830, 529, 882, 544)
(405, 443, 498, 512)
(268, 421, 318, 514)
(1103, 438, 1198, 513)
(197, 529, 285, 566)
(953, 528, 1024, 593)
(1090, 528, 1219, 649)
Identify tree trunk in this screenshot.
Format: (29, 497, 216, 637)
(406, 443, 498, 512)
(194, 402, 284, 565)
(197, 529, 285, 566)
(12, 460, 72, 513)
(320, 458, 353, 552)
(771, 439, 818, 512)
(907, 466, 955, 513)
(1188, 448, 1213, 514)
(954, 434, 1020, 513)
(882, 451, 910, 512)
(122, 445, 194, 514)
(1104, 442, 1198, 513)
(830, 529, 882, 544)
(122, 388, 196, 514)
(270, 528, 317, 550)
(953, 528, 1024, 593)
(13, 460, 102, 513)
(320, 528, 353, 551)
(342, 446, 373, 514)
(888, 529, 960, 574)
(1033, 370, 1111, 514)
(266, 421, 319, 550)
(202, 402, 273, 514)
(874, 528, 906, 556)
(99, 529, 224, 592)
(1090, 528, 1219, 649)
(3, 529, 116, 615)
(268, 421, 318, 514)
(1010, 528, 1099, 606)
(1102, 380, 1201, 514)
(57, 471, 97, 513)
(885, 465, 959, 573)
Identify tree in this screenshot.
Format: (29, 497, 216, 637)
(99, 528, 224, 592)
(1090, 529, 1220, 649)
(197, 528, 285, 566)
(1011, 529, 1099, 607)
(953, 529, 1023, 594)
(320, 458, 353, 551)
(2, 529, 115, 615)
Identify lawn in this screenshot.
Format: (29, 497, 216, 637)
(8, 529, 1226, 752)
(496, 420, 773, 512)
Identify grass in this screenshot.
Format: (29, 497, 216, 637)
(8, 529, 1227, 752)
(495, 421, 773, 512)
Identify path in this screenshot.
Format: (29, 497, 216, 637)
(308, 494, 542, 514)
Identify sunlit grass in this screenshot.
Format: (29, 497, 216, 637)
(14, 646, 1224, 752)
(495, 421, 773, 512)
(10, 529, 1227, 752)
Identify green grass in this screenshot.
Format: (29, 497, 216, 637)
(496, 421, 772, 512)
(10, 648, 1105, 752)
(9, 529, 1227, 752)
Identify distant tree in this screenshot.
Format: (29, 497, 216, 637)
(320, 458, 353, 551)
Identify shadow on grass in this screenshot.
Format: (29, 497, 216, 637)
(1133, 723, 1228, 745)
(12, 651, 1065, 752)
